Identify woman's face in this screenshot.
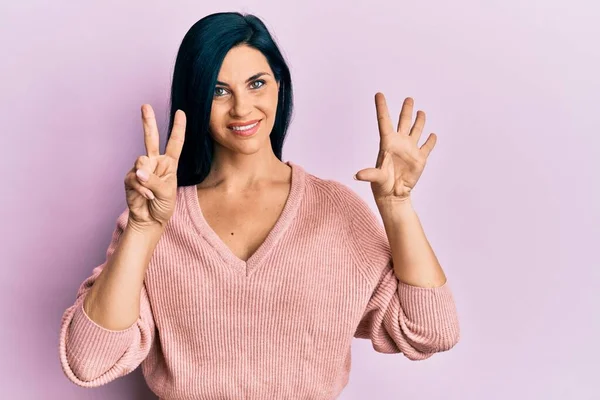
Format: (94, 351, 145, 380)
(209, 44, 280, 155)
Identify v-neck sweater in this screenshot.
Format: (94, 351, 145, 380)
(59, 160, 460, 400)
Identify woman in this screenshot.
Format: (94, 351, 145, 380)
(59, 11, 460, 400)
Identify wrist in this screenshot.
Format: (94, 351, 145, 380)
(375, 196, 415, 217)
(126, 220, 165, 237)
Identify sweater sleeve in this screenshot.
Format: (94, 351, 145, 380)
(334, 183, 460, 360)
(58, 209, 156, 387)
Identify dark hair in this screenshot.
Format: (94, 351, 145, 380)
(166, 12, 294, 186)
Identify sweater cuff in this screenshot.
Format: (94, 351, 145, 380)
(397, 280, 459, 332)
(66, 300, 136, 367)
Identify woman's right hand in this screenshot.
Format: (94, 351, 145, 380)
(124, 104, 187, 230)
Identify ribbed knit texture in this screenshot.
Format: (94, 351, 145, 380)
(58, 160, 460, 400)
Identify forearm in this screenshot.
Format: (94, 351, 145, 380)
(83, 223, 164, 331)
(376, 197, 447, 288)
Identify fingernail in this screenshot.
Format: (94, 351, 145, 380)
(353, 174, 358, 180)
(136, 169, 148, 182)
(146, 190, 155, 200)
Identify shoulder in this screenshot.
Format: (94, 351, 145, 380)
(301, 168, 391, 275)
(302, 170, 381, 226)
(301, 169, 388, 250)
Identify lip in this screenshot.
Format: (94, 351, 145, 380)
(227, 119, 261, 128)
(228, 119, 261, 137)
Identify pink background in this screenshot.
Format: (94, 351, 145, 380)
(2, 1, 598, 399)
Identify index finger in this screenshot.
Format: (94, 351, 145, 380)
(374, 92, 393, 137)
(165, 109, 186, 161)
(141, 104, 160, 158)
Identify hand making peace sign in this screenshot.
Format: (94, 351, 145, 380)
(124, 105, 186, 230)
(355, 93, 437, 204)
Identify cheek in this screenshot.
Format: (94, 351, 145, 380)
(263, 88, 279, 115)
(208, 104, 226, 130)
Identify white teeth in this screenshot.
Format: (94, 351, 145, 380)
(230, 122, 258, 131)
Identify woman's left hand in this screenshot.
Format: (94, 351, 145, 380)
(355, 93, 437, 204)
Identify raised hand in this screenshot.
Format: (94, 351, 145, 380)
(354, 93, 437, 204)
(124, 105, 186, 230)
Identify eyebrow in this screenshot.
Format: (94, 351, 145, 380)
(215, 72, 270, 87)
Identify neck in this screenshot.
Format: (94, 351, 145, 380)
(200, 148, 289, 192)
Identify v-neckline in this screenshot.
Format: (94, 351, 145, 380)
(185, 160, 306, 276)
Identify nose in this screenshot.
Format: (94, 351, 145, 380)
(230, 92, 252, 118)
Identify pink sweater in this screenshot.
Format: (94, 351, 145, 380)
(59, 161, 460, 399)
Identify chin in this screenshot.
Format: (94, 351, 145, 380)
(215, 133, 271, 155)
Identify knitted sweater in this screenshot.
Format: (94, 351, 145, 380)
(58, 160, 460, 400)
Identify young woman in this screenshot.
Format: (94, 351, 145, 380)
(59, 11, 460, 400)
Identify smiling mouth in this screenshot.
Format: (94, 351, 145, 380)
(227, 119, 263, 137)
(229, 121, 260, 131)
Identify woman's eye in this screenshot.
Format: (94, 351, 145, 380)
(214, 80, 264, 97)
(214, 87, 227, 97)
(251, 80, 265, 89)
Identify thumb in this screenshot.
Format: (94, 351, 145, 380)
(355, 151, 392, 184)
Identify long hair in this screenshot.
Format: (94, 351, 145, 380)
(166, 12, 294, 186)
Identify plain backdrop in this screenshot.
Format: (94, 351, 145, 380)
(1, 0, 598, 399)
